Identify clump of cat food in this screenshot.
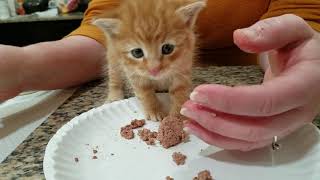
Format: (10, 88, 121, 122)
(172, 152, 187, 165)
(120, 119, 146, 139)
(130, 119, 146, 129)
(120, 125, 134, 139)
(193, 170, 213, 180)
(138, 128, 158, 145)
(74, 157, 79, 163)
(166, 176, 174, 180)
(93, 149, 98, 154)
(92, 156, 98, 160)
(157, 116, 187, 148)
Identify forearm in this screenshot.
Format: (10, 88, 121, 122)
(21, 36, 106, 91)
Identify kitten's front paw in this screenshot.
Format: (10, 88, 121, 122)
(105, 91, 124, 104)
(144, 109, 166, 121)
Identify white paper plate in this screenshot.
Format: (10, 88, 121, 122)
(44, 94, 320, 180)
(0, 89, 75, 163)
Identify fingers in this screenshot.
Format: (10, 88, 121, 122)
(190, 65, 318, 116)
(233, 14, 314, 53)
(181, 100, 309, 142)
(184, 121, 271, 151)
(190, 83, 299, 116)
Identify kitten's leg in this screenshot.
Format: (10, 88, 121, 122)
(169, 75, 192, 117)
(106, 60, 124, 103)
(131, 78, 166, 121)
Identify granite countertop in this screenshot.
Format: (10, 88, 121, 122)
(0, 65, 319, 179)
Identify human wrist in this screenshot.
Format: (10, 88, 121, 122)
(0, 45, 28, 97)
(19, 45, 35, 91)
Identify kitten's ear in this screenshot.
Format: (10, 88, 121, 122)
(176, 0, 206, 28)
(92, 18, 121, 36)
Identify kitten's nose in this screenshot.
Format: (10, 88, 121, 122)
(149, 67, 161, 76)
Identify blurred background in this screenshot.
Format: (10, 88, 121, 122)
(0, 0, 89, 46)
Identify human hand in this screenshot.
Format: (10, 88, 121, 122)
(181, 14, 320, 151)
(0, 45, 25, 101)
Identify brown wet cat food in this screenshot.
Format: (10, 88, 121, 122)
(172, 152, 187, 165)
(138, 128, 158, 145)
(193, 170, 213, 180)
(130, 119, 146, 129)
(92, 156, 98, 160)
(120, 125, 134, 139)
(120, 119, 146, 139)
(157, 116, 186, 148)
(166, 176, 174, 180)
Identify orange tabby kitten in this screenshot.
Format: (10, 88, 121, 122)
(93, 0, 206, 121)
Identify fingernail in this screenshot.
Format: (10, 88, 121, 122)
(183, 127, 191, 133)
(190, 91, 198, 100)
(183, 119, 191, 125)
(190, 91, 208, 104)
(180, 108, 194, 118)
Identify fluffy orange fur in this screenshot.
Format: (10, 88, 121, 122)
(93, 0, 206, 121)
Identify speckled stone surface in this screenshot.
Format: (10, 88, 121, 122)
(0, 65, 319, 179)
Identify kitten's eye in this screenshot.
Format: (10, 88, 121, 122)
(131, 48, 144, 59)
(162, 44, 175, 55)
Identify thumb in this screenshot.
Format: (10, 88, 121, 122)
(233, 14, 315, 53)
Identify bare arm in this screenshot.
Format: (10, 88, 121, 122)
(0, 36, 106, 100)
(22, 36, 106, 90)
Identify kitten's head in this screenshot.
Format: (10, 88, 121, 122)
(93, 0, 206, 79)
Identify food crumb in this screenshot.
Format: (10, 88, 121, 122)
(172, 152, 187, 165)
(92, 156, 98, 160)
(120, 119, 146, 140)
(138, 128, 157, 145)
(120, 125, 134, 139)
(166, 176, 174, 180)
(130, 119, 146, 129)
(193, 170, 213, 180)
(93, 150, 98, 154)
(74, 157, 79, 163)
(111, 153, 114, 156)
